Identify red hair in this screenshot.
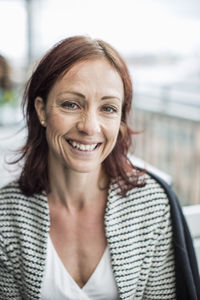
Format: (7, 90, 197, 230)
(16, 36, 144, 196)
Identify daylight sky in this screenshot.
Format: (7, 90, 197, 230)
(0, 0, 200, 66)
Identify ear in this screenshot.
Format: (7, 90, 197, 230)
(34, 97, 47, 126)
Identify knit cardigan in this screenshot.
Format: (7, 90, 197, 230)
(0, 172, 195, 300)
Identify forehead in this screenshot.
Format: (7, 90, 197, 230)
(49, 58, 124, 96)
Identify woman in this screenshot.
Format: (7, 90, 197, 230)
(0, 36, 199, 300)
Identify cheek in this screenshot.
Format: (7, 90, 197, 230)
(46, 111, 74, 135)
(104, 118, 121, 143)
(45, 113, 68, 146)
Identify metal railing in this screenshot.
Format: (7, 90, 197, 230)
(130, 88, 200, 206)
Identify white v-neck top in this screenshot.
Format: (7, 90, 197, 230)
(40, 235, 119, 300)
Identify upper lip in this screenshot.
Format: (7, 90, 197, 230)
(65, 138, 102, 145)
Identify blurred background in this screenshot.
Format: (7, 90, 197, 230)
(0, 0, 200, 206)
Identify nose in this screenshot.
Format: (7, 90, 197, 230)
(76, 110, 101, 135)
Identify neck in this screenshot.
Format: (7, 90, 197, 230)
(48, 161, 108, 210)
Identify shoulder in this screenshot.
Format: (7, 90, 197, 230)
(109, 171, 171, 208)
(107, 172, 173, 228)
(0, 180, 48, 205)
(0, 181, 23, 209)
(0, 180, 22, 196)
(0, 181, 44, 209)
(0, 181, 49, 231)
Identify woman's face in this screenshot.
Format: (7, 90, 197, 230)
(35, 58, 124, 174)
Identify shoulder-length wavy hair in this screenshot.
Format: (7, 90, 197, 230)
(17, 35, 144, 196)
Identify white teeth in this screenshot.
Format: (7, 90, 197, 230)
(69, 140, 97, 151)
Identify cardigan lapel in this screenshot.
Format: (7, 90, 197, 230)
(21, 192, 50, 299)
(104, 183, 135, 300)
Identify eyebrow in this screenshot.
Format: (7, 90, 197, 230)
(57, 91, 122, 102)
(101, 96, 121, 102)
(57, 91, 85, 99)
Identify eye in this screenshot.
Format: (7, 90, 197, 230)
(60, 101, 80, 110)
(102, 105, 118, 113)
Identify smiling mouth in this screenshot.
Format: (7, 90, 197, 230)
(67, 139, 100, 151)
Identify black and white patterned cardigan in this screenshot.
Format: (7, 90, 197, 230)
(0, 172, 199, 300)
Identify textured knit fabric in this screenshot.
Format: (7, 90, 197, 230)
(0, 173, 176, 300)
